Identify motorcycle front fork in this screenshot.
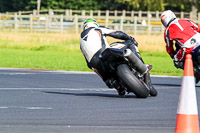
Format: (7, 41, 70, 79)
(144, 71, 153, 90)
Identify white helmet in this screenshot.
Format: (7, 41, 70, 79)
(161, 10, 176, 27)
(83, 18, 99, 30)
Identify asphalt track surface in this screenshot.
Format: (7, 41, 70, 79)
(0, 68, 200, 133)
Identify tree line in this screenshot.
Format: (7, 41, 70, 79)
(0, 0, 199, 13)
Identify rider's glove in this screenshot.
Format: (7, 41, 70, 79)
(174, 60, 184, 69)
(170, 53, 174, 59)
(129, 36, 138, 47)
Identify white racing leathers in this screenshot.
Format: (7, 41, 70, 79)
(80, 27, 114, 63)
(80, 26, 135, 80)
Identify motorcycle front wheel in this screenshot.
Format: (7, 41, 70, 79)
(116, 64, 150, 98)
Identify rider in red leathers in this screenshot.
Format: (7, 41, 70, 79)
(161, 10, 200, 81)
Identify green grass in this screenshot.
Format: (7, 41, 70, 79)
(140, 50, 183, 76)
(0, 32, 184, 76)
(0, 48, 183, 76)
(0, 48, 89, 71)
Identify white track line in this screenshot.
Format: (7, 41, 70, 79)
(0, 67, 181, 77)
(0, 88, 112, 91)
(0, 106, 52, 110)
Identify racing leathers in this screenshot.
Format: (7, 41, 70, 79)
(80, 26, 138, 86)
(164, 18, 200, 68)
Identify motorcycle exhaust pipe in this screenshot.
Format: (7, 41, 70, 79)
(124, 49, 147, 75)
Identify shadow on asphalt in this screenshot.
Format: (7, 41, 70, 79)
(42, 91, 138, 98)
(153, 83, 200, 87)
(153, 83, 181, 87)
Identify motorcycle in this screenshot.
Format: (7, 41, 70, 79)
(191, 45, 200, 83)
(173, 43, 200, 83)
(99, 41, 157, 98)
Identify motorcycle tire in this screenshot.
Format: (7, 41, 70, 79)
(116, 64, 150, 98)
(150, 85, 157, 96)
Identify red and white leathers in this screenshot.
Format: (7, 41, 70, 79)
(164, 18, 200, 61)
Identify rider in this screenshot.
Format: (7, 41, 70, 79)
(161, 10, 200, 81)
(80, 18, 142, 96)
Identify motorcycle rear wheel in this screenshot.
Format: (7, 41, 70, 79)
(116, 64, 150, 98)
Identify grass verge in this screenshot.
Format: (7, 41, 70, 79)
(140, 50, 183, 76)
(0, 32, 183, 76)
(0, 49, 88, 71)
(0, 48, 183, 76)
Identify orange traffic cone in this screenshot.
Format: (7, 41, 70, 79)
(175, 54, 199, 133)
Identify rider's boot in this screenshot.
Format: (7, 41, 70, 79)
(105, 78, 115, 88)
(112, 80, 126, 96)
(129, 44, 144, 63)
(105, 79, 126, 96)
